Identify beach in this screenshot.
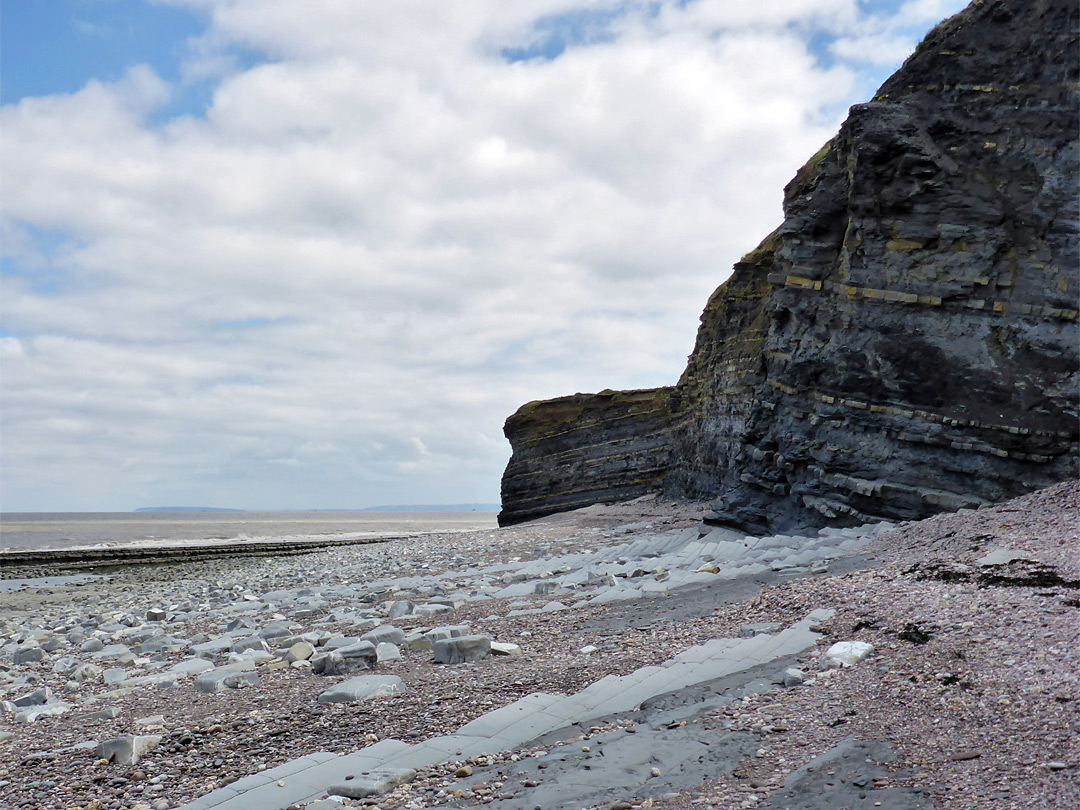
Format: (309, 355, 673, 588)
(0, 512, 500, 552)
(0, 486, 1077, 810)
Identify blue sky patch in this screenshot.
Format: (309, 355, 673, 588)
(0, 0, 267, 121)
(2, 0, 203, 101)
(804, 27, 841, 70)
(502, 6, 636, 63)
(0, 225, 82, 298)
(0, 264, 73, 296)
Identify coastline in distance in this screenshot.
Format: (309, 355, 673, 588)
(133, 504, 500, 513)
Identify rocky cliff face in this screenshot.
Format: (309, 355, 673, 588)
(499, 388, 673, 525)
(500, 0, 1079, 531)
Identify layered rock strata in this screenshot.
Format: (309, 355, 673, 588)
(499, 388, 673, 525)
(500, 0, 1079, 531)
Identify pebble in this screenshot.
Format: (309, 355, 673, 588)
(780, 667, 805, 687)
(949, 750, 982, 761)
(0, 491, 1074, 810)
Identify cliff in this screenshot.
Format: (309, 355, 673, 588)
(499, 388, 673, 525)
(500, 0, 1079, 531)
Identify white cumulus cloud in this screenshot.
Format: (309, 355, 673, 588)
(0, 0, 970, 511)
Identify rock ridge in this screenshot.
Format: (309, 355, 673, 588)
(500, 0, 1079, 531)
(499, 388, 674, 525)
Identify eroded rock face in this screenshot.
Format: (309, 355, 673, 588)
(499, 388, 673, 525)
(500, 0, 1079, 532)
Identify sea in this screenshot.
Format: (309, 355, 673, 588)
(0, 511, 500, 552)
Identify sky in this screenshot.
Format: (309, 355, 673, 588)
(0, 0, 972, 512)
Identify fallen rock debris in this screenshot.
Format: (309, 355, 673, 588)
(0, 483, 1076, 810)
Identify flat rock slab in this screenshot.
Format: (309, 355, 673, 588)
(176, 611, 832, 810)
(481, 724, 757, 810)
(190, 638, 232, 657)
(433, 635, 491, 664)
(167, 658, 215, 677)
(322, 636, 362, 650)
(739, 622, 783, 637)
(12, 687, 52, 707)
(15, 703, 70, 723)
(491, 641, 521, 658)
(13, 648, 44, 665)
(230, 637, 270, 654)
(92, 644, 131, 659)
(361, 625, 405, 645)
(332, 640, 377, 663)
(317, 675, 405, 705)
(412, 603, 453, 617)
(194, 666, 260, 693)
(312, 641, 377, 675)
(756, 736, 936, 810)
(975, 548, 1030, 567)
(96, 734, 162, 766)
(417, 657, 808, 810)
(424, 625, 472, 642)
(327, 767, 416, 798)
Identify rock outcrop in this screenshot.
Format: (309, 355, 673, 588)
(499, 388, 673, 525)
(500, 0, 1079, 531)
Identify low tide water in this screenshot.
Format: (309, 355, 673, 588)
(0, 511, 500, 552)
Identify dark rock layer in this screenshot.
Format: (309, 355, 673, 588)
(500, 0, 1079, 531)
(499, 388, 673, 525)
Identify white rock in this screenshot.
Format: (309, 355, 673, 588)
(15, 703, 71, 723)
(282, 641, 316, 663)
(819, 641, 875, 670)
(375, 642, 401, 663)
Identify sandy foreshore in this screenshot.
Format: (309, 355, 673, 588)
(1, 484, 1077, 810)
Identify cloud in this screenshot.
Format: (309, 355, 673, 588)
(0, 0, 970, 511)
(830, 31, 916, 65)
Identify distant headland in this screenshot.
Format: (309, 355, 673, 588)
(133, 507, 247, 513)
(358, 504, 500, 512)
